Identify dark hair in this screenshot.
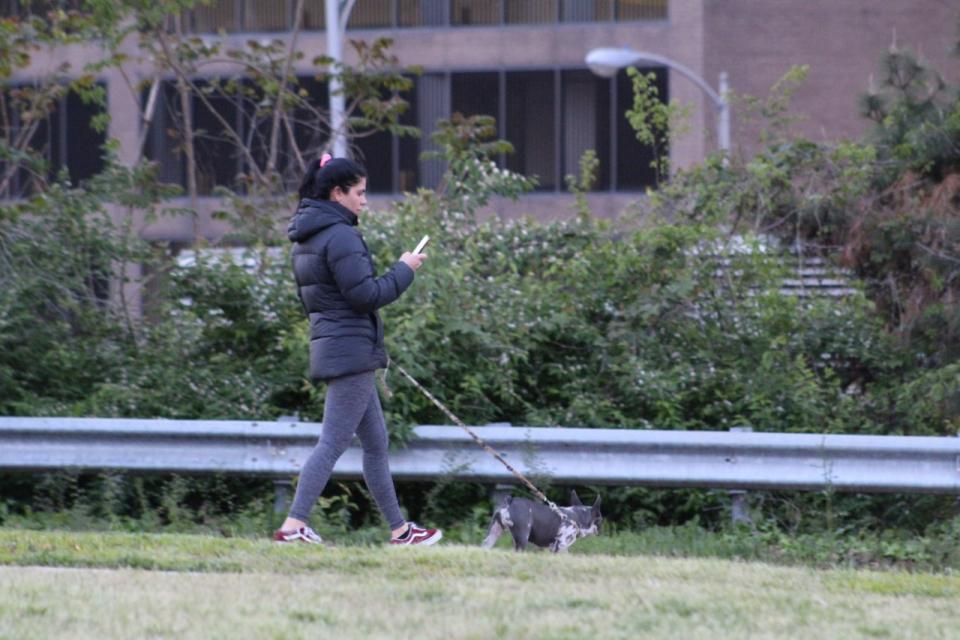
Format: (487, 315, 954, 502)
(298, 156, 367, 200)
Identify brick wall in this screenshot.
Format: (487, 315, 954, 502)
(704, 0, 960, 157)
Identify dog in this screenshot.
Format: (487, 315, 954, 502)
(481, 490, 602, 553)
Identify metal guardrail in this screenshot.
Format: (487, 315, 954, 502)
(1, 417, 958, 494)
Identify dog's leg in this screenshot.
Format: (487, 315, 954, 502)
(481, 512, 504, 550)
(509, 518, 532, 552)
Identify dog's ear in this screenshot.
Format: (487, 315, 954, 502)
(569, 490, 582, 506)
(592, 494, 602, 511)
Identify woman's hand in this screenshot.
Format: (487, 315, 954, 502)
(400, 251, 427, 271)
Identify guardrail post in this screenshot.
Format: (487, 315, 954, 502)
(729, 426, 753, 526)
(487, 422, 514, 506)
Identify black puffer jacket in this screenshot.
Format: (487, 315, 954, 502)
(288, 198, 414, 381)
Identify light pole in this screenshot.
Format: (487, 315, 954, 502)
(325, 0, 357, 158)
(585, 47, 730, 156)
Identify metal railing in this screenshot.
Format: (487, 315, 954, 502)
(1, 417, 957, 494)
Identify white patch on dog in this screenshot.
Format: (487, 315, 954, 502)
(550, 518, 581, 553)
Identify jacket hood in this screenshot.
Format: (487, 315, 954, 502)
(287, 198, 358, 243)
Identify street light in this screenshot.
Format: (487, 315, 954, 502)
(325, 0, 357, 158)
(585, 47, 730, 155)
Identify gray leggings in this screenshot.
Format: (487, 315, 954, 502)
(288, 370, 406, 530)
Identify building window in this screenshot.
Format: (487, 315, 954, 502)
(397, 75, 420, 191)
(505, 0, 557, 24)
(354, 129, 393, 192)
(144, 67, 667, 196)
(347, 0, 393, 28)
(561, 69, 610, 190)
(451, 0, 500, 25)
(145, 74, 421, 196)
(63, 90, 107, 184)
(192, 81, 245, 194)
(144, 82, 186, 188)
(182, 0, 667, 31)
(290, 75, 330, 162)
(0, 84, 106, 198)
(449, 68, 665, 193)
(243, 0, 289, 32)
(616, 0, 667, 21)
(506, 71, 556, 190)
(561, 0, 604, 22)
(451, 72, 499, 123)
(146, 78, 280, 195)
(0, 0, 86, 19)
(189, 0, 239, 32)
(302, 0, 326, 29)
(616, 67, 667, 189)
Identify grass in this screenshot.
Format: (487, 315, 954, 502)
(1, 529, 959, 639)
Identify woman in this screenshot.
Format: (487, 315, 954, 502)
(274, 154, 441, 546)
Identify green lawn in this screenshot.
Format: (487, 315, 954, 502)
(1, 529, 958, 639)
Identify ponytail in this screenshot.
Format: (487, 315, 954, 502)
(298, 154, 367, 200)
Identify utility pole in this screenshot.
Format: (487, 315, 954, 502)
(325, 0, 355, 158)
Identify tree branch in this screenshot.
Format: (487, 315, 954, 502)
(156, 25, 267, 189)
(268, 0, 305, 173)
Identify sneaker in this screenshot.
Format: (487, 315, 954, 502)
(390, 522, 443, 546)
(273, 526, 325, 545)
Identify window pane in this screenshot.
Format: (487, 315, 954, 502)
(291, 75, 330, 184)
(193, 82, 242, 194)
(3, 86, 55, 196)
(244, 0, 288, 31)
(417, 73, 448, 189)
(505, 0, 556, 24)
(237, 79, 274, 180)
(616, 0, 667, 21)
(506, 71, 555, 190)
(562, 69, 609, 190)
(144, 82, 186, 187)
(400, 0, 443, 26)
(9, 0, 85, 18)
(451, 0, 500, 25)
(561, 0, 612, 21)
(64, 89, 106, 184)
(397, 75, 419, 192)
(0, 84, 107, 195)
(353, 130, 392, 193)
(45, 93, 65, 179)
(302, 0, 326, 29)
(348, 0, 392, 28)
(451, 72, 499, 120)
(190, 0, 238, 32)
(616, 67, 666, 190)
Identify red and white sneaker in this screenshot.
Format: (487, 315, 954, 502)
(273, 526, 325, 545)
(390, 522, 443, 546)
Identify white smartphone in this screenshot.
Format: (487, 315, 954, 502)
(412, 234, 430, 255)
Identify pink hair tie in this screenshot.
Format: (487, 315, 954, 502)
(319, 153, 333, 168)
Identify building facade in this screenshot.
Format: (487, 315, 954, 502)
(5, 0, 959, 235)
